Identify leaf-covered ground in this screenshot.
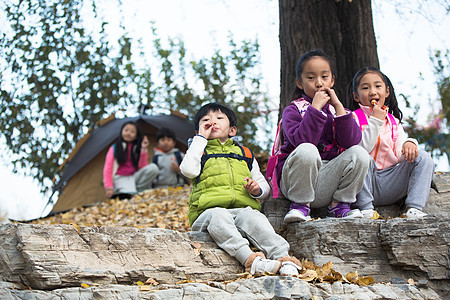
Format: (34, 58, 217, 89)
(32, 186, 191, 232)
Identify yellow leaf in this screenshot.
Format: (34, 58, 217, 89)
(299, 269, 317, 282)
(370, 211, 382, 220)
(81, 283, 90, 288)
(136, 281, 144, 286)
(358, 276, 375, 286)
(346, 271, 359, 284)
(145, 277, 159, 286)
(139, 285, 152, 291)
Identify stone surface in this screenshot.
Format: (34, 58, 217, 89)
(0, 224, 241, 290)
(0, 277, 442, 299)
(284, 216, 450, 298)
(0, 173, 448, 299)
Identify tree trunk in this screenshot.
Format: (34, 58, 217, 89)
(279, 0, 379, 114)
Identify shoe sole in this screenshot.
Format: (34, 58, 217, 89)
(284, 215, 312, 223)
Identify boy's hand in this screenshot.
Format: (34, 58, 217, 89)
(311, 88, 330, 111)
(372, 102, 387, 120)
(199, 121, 213, 139)
(170, 157, 180, 172)
(244, 177, 261, 196)
(402, 141, 418, 162)
(141, 136, 149, 149)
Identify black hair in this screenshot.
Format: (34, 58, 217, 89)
(291, 49, 335, 100)
(193, 103, 237, 131)
(114, 121, 142, 168)
(347, 67, 403, 121)
(156, 127, 176, 142)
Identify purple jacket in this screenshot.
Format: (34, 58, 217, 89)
(276, 95, 362, 180)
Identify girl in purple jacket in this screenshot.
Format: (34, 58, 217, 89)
(278, 50, 371, 223)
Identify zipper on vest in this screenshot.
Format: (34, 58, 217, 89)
(226, 148, 236, 206)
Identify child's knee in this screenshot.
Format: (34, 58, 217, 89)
(290, 143, 320, 165)
(417, 150, 433, 166)
(347, 145, 371, 166)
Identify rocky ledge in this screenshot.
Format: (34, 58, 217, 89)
(0, 173, 448, 299)
(0, 216, 448, 299)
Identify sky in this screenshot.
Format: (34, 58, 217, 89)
(0, 0, 449, 222)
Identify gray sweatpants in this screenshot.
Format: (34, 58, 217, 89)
(355, 150, 434, 210)
(113, 163, 159, 194)
(280, 143, 371, 208)
(191, 206, 290, 265)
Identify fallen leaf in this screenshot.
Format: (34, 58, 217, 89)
(358, 276, 375, 286)
(81, 283, 90, 288)
(139, 285, 152, 291)
(346, 271, 359, 284)
(145, 277, 159, 286)
(299, 269, 317, 282)
(370, 211, 382, 220)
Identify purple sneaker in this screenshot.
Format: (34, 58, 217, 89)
(284, 203, 311, 223)
(327, 202, 363, 218)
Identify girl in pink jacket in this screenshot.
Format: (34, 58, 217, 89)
(103, 121, 158, 198)
(349, 67, 434, 218)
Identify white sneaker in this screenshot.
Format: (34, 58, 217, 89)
(346, 209, 364, 218)
(405, 208, 427, 218)
(279, 261, 302, 276)
(284, 209, 311, 223)
(250, 256, 281, 275)
(361, 209, 377, 219)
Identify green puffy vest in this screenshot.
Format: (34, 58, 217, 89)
(188, 138, 261, 225)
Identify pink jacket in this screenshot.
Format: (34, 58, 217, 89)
(353, 105, 417, 170)
(103, 144, 149, 189)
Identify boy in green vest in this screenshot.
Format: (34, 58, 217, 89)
(180, 103, 302, 276)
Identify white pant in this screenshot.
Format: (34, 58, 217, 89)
(281, 143, 371, 208)
(355, 150, 434, 210)
(113, 163, 159, 193)
(191, 206, 290, 265)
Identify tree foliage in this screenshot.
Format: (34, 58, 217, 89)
(404, 50, 450, 158)
(0, 0, 270, 190)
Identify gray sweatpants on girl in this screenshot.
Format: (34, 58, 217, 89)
(191, 206, 290, 265)
(113, 163, 159, 194)
(280, 143, 371, 208)
(355, 150, 434, 210)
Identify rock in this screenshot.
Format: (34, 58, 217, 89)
(284, 216, 450, 298)
(0, 277, 442, 299)
(0, 223, 241, 290)
(1, 173, 448, 299)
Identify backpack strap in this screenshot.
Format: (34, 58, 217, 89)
(387, 113, 398, 142)
(354, 108, 368, 130)
(355, 109, 398, 142)
(174, 150, 183, 165)
(195, 146, 254, 184)
(152, 154, 160, 165)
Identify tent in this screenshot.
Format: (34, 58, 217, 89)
(47, 111, 195, 215)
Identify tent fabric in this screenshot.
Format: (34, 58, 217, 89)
(49, 113, 195, 214)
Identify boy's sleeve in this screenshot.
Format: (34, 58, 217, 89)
(180, 135, 207, 179)
(250, 158, 270, 200)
